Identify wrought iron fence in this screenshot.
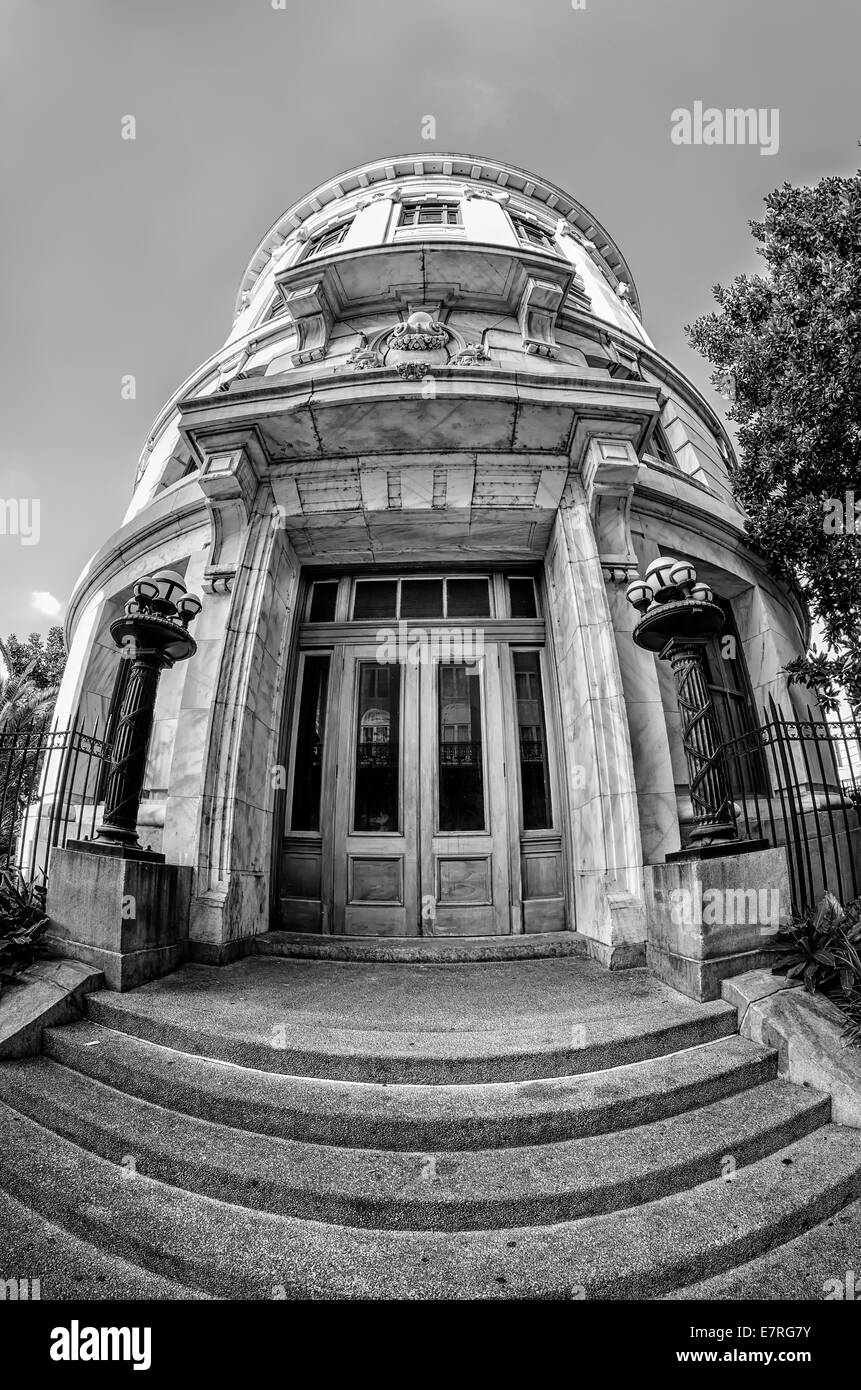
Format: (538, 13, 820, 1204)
(0, 716, 112, 883)
(719, 697, 861, 916)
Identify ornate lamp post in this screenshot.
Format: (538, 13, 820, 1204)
(626, 557, 738, 848)
(88, 570, 202, 858)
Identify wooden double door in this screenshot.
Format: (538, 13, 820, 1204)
(331, 643, 511, 935)
(277, 577, 565, 937)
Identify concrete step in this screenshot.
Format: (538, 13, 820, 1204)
(0, 1101, 859, 1298)
(43, 1022, 779, 1150)
(254, 931, 589, 963)
(665, 1196, 861, 1300)
(0, 1187, 207, 1300)
(82, 958, 738, 1083)
(0, 1058, 830, 1230)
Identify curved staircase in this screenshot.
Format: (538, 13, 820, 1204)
(1, 953, 860, 1300)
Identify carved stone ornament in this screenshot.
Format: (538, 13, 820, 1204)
(601, 562, 640, 585)
(450, 343, 490, 366)
(388, 309, 448, 352)
(356, 187, 402, 210)
(346, 340, 384, 371)
(396, 362, 434, 381)
(461, 186, 510, 205)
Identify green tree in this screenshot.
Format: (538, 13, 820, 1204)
(3, 628, 66, 695)
(0, 636, 63, 861)
(686, 171, 861, 714)
(0, 638, 60, 733)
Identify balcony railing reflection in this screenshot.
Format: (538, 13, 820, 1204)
(357, 741, 397, 770)
(439, 741, 482, 766)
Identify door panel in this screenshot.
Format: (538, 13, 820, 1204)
(419, 648, 511, 935)
(333, 648, 419, 935)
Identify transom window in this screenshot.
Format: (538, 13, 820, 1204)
(510, 216, 556, 251)
(352, 576, 490, 621)
(399, 200, 462, 228)
(305, 573, 542, 622)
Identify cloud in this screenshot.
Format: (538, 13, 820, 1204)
(31, 590, 63, 617)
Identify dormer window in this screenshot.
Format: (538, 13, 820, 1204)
(399, 200, 462, 228)
(306, 220, 351, 258)
(510, 215, 556, 251)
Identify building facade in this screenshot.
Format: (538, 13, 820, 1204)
(53, 154, 810, 969)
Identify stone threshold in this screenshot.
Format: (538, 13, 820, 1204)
(252, 930, 592, 964)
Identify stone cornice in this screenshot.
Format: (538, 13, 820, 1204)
(237, 153, 642, 318)
(558, 309, 737, 471)
(134, 300, 736, 497)
(176, 366, 663, 467)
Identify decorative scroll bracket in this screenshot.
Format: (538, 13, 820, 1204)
(517, 276, 564, 357)
(196, 434, 267, 595)
(582, 437, 640, 582)
(276, 274, 336, 366)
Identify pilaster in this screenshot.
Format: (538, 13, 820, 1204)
(583, 438, 680, 864)
(189, 434, 301, 955)
(544, 468, 646, 965)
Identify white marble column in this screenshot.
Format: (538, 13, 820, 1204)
(187, 438, 300, 956)
(581, 438, 681, 865)
(544, 461, 647, 966)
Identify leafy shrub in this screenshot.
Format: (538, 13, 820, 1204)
(0, 867, 50, 994)
(773, 891, 861, 1047)
(842, 991, 861, 1050)
(772, 893, 854, 994)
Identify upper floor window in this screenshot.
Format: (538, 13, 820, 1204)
(262, 294, 287, 323)
(510, 215, 556, 251)
(306, 221, 351, 258)
(646, 423, 677, 469)
(398, 200, 462, 228)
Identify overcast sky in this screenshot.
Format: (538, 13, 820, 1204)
(1, 0, 859, 640)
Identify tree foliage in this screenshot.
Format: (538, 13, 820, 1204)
(0, 629, 66, 859)
(2, 628, 67, 694)
(686, 171, 861, 713)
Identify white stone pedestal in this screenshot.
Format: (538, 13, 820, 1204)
(45, 847, 193, 991)
(643, 844, 791, 1001)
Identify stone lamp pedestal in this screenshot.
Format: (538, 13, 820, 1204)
(46, 572, 201, 989)
(628, 559, 788, 999)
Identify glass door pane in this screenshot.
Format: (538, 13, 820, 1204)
(438, 663, 485, 831)
(513, 651, 552, 829)
(290, 655, 330, 832)
(353, 662, 401, 832)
